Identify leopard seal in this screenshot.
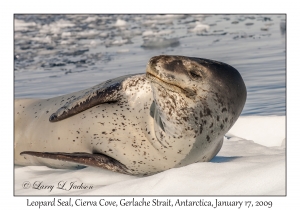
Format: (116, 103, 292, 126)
(14, 55, 247, 176)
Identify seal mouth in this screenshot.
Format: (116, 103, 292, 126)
(146, 72, 182, 90)
(146, 72, 196, 98)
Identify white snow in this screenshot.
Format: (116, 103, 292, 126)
(14, 116, 285, 195)
(227, 116, 285, 147)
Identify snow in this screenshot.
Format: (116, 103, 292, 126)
(227, 116, 285, 147)
(14, 116, 285, 195)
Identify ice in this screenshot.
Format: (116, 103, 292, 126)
(153, 14, 186, 20)
(188, 23, 210, 33)
(14, 19, 37, 31)
(104, 39, 130, 47)
(53, 19, 75, 28)
(142, 30, 155, 37)
(141, 37, 180, 49)
(61, 31, 72, 37)
(115, 19, 128, 27)
(99, 32, 109, 38)
(82, 16, 98, 23)
(38, 19, 75, 35)
(111, 39, 129, 46)
(117, 49, 130, 53)
(88, 40, 102, 47)
(31, 36, 53, 44)
(141, 20, 158, 27)
(142, 30, 173, 37)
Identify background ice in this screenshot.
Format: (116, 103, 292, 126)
(14, 14, 286, 117)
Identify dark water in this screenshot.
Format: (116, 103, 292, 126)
(14, 14, 286, 116)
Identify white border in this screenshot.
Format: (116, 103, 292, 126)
(3, 1, 295, 209)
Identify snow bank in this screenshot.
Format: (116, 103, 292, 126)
(227, 116, 285, 147)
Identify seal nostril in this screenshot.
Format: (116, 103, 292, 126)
(49, 114, 57, 122)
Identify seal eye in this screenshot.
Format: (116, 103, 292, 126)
(189, 70, 202, 80)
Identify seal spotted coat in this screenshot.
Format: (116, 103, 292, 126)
(14, 55, 247, 175)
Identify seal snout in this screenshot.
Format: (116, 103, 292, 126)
(49, 113, 58, 122)
(162, 59, 186, 74)
(147, 55, 187, 76)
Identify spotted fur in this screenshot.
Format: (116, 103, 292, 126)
(15, 55, 246, 175)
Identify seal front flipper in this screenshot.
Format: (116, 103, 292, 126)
(20, 151, 132, 175)
(49, 74, 141, 122)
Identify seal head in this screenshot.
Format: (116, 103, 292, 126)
(146, 55, 246, 165)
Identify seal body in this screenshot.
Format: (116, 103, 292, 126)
(15, 55, 247, 175)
